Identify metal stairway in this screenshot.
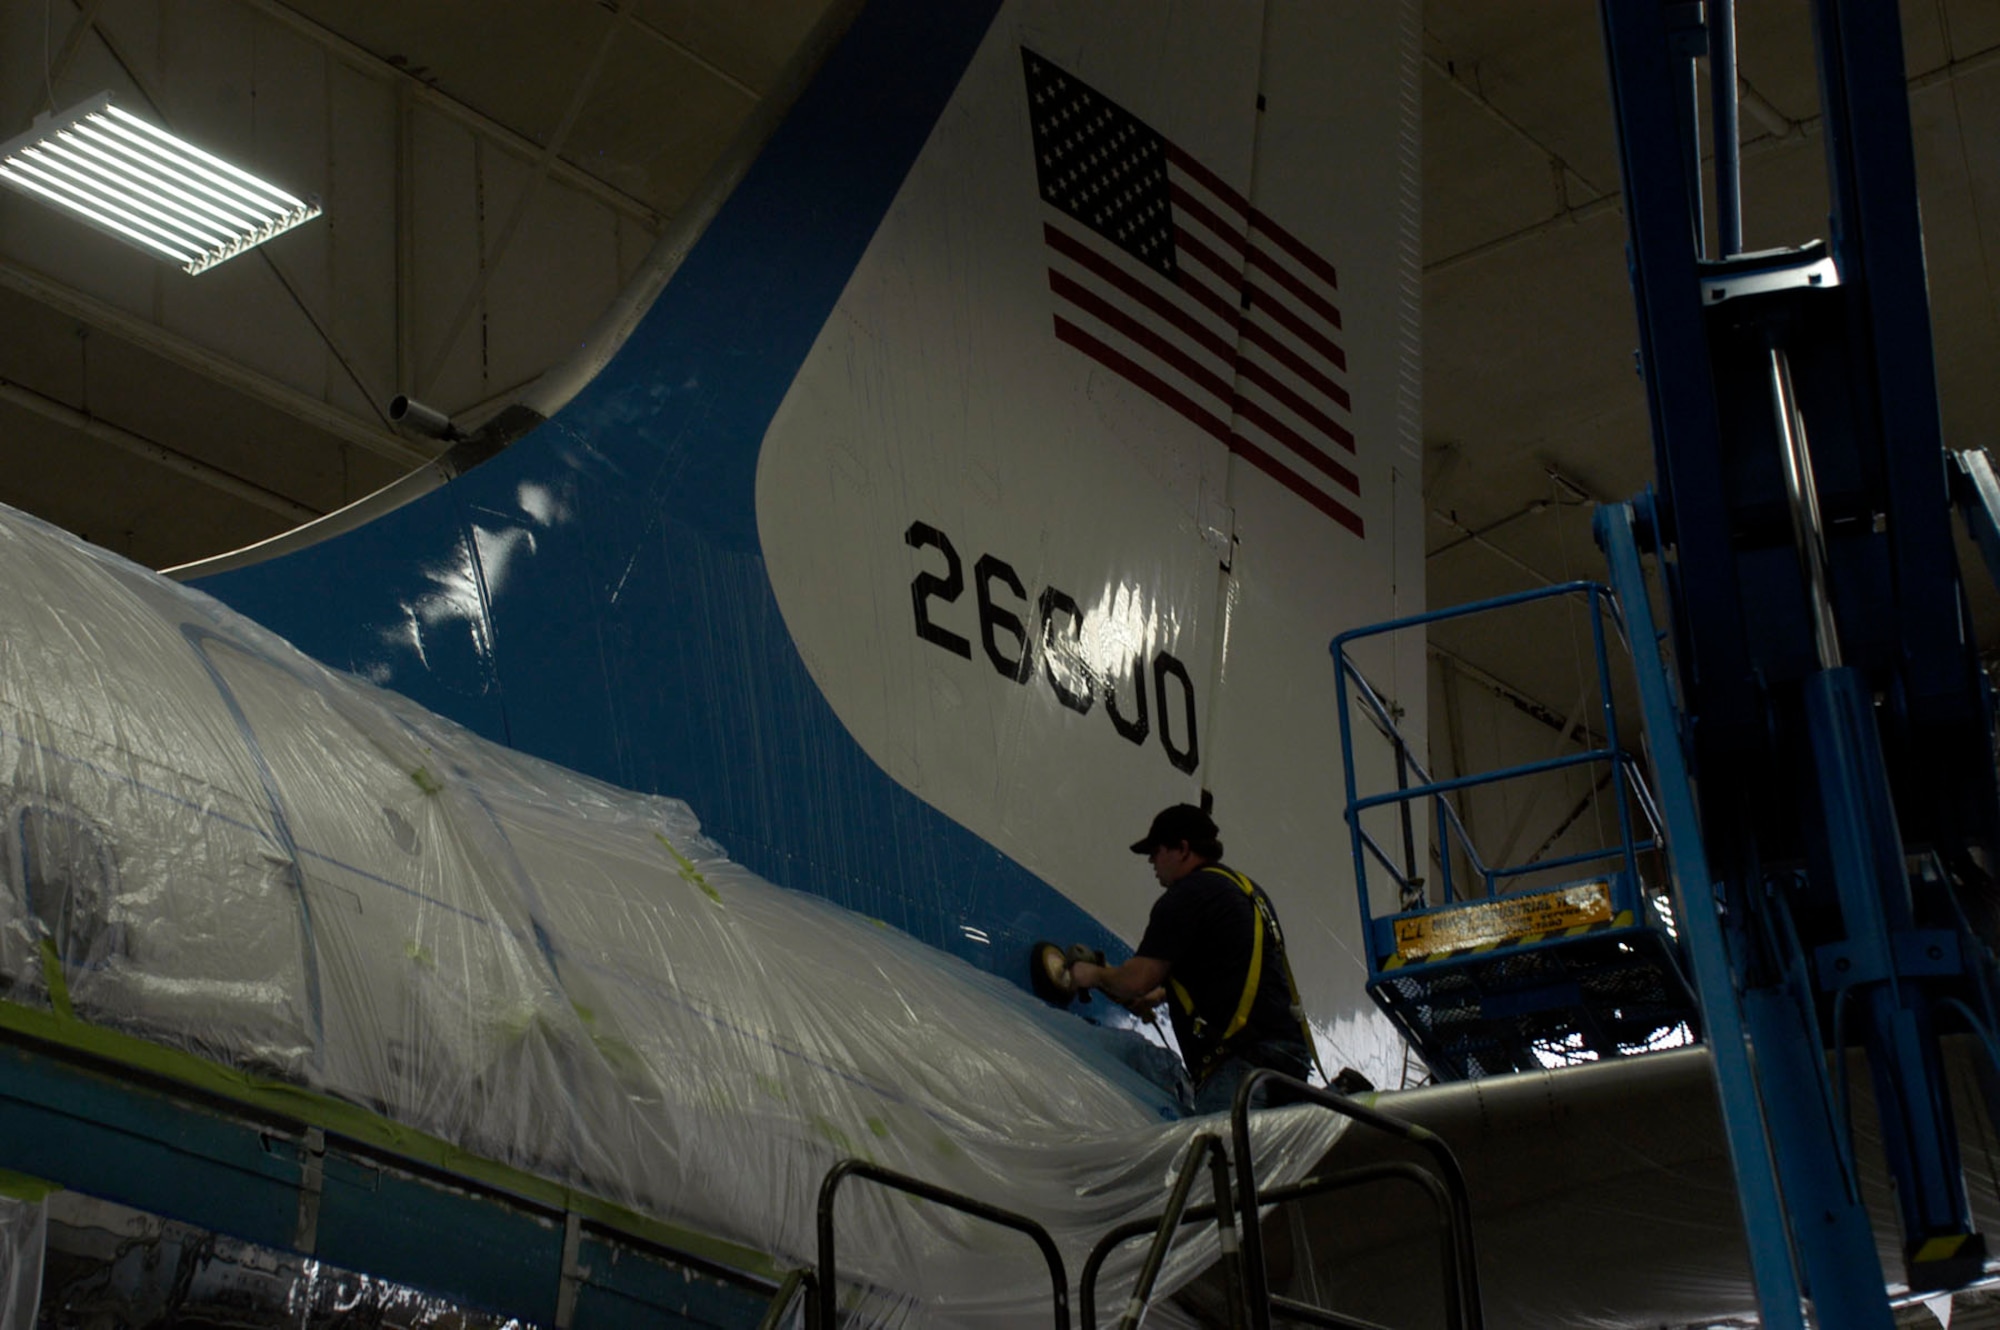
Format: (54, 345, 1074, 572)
(801, 1073, 1483, 1330)
(0, 986, 1485, 1329)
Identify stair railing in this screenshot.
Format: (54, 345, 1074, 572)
(1083, 1159, 1458, 1330)
(814, 1157, 1069, 1328)
(1078, 1132, 1241, 1330)
(755, 1266, 815, 1329)
(1230, 1072, 1481, 1330)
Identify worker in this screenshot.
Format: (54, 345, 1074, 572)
(1067, 803, 1319, 1115)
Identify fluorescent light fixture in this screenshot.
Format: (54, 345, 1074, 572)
(0, 92, 321, 276)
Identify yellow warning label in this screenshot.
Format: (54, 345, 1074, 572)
(1912, 1233, 1973, 1264)
(1393, 882, 1614, 959)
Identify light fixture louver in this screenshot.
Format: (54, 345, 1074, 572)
(0, 93, 322, 276)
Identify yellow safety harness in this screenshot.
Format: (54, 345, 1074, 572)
(1168, 866, 1324, 1083)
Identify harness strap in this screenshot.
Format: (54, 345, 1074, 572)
(1263, 901, 1332, 1085)
(1174, 866, 1321, 1082)
(1214, 868, 1266, 1045)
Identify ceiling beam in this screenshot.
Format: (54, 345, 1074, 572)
(1424, 51, 1610, 201)
(232, 0, 665, 227)
(624, 9, 759, 101)
(0, 378, 321, 523)
(1423, 38, 2000, 279)
(0, 257, 433, 469)
(415, 9, 631, 397)
(11, 0, 107, 131)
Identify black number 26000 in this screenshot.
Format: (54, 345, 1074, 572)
(904, 520, 1198, 774)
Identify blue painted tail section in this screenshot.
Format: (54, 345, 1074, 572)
(193, 0, 1126, 981)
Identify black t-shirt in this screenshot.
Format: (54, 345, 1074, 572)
(1135, 863, 1301, 1070)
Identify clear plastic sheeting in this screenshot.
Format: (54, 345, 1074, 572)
(0, 1195, 44, 1330)
(0, 504, 1346, 1324)
(1259, 1042, 2000, 1328)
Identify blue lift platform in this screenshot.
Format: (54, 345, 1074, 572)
(1331, 2, 2000, 1326)
(1334, 582, 1700, 1081)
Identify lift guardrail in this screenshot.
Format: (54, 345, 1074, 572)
(1332, 581, 1648, 913)
(1331, 581, 1698, 1078)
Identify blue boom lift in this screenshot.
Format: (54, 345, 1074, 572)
(1339, 2, 2000, 1324)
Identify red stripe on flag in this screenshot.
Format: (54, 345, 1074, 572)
(1248, 246, 1343, 329)
(1238, 359, 1353, 445)
(1054, 317, 1363, 537)
(1045, 223, 1237, 361)
(1173, 226, 1242, 290)
(1248, 284, 1347, 369)
(1251, 209, 1340, 290)
(1228, 432, 1366, 537)
(1169, 183, 1246, 256)
(1241, 318, 1348, 391)
(1233, 393, 1359, 488)
(1054, 316, 1231, 444)
(1165, 143, 1250, 218)
(1175, 268, 1243, 328)
(1048, 271, 1233, 402)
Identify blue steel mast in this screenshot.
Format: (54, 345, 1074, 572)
(1595, 1, 2000, 1324)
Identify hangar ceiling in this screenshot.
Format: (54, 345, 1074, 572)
(0, 0, 1996, 732)
(0, 0, 848, 568)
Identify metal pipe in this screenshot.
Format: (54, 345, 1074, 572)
(1081, 1163, 1451, 1330)
(1487, 838, 1656, 882)
(1710, 0, 1744, 255)
(163, 460, 455, 580)
(1350, 746, 1622, 813)
(1591, 593, 1643, 893)
(754, 1268, 812, 1330)
(1437, 792, 1456, 903)
(1677, 36, 1706, 258)
(1395, 738, 1420, 905)
(1595, 501, 1807, 1326)
(1231, 1071, 1483, 1330)
(1768, 348, 1843, 668)
(1343, 659, 1488, 882)
(1333, 579, 1605, 647)
(1358, 826, 1419, 893)
(1111, 1133, 1238, 1330)
(815, 1158, 1069, 1330)
(388, 394, 461, 441)
(1343, 652, 1491, 883)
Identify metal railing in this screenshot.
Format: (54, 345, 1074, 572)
(1331, 582, 1657, 926)
(1082, 1159, 1459, 1330)
(814, 1158, 1069, 1328)
(1079, 1133, 1241, 1330)
(1231, 1071, 1482, 1330)
(757, 1266, 815, 1329)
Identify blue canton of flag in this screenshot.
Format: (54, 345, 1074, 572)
(1022, 48, 1363, 538)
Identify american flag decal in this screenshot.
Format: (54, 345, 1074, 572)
(1023, 49, 1362, 537)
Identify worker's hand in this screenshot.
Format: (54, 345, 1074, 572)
(1122, 986, 1166, 1017)
(1064, 945, 1106, 995)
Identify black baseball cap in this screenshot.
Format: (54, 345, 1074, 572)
(1130, 803, 1217, 854)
